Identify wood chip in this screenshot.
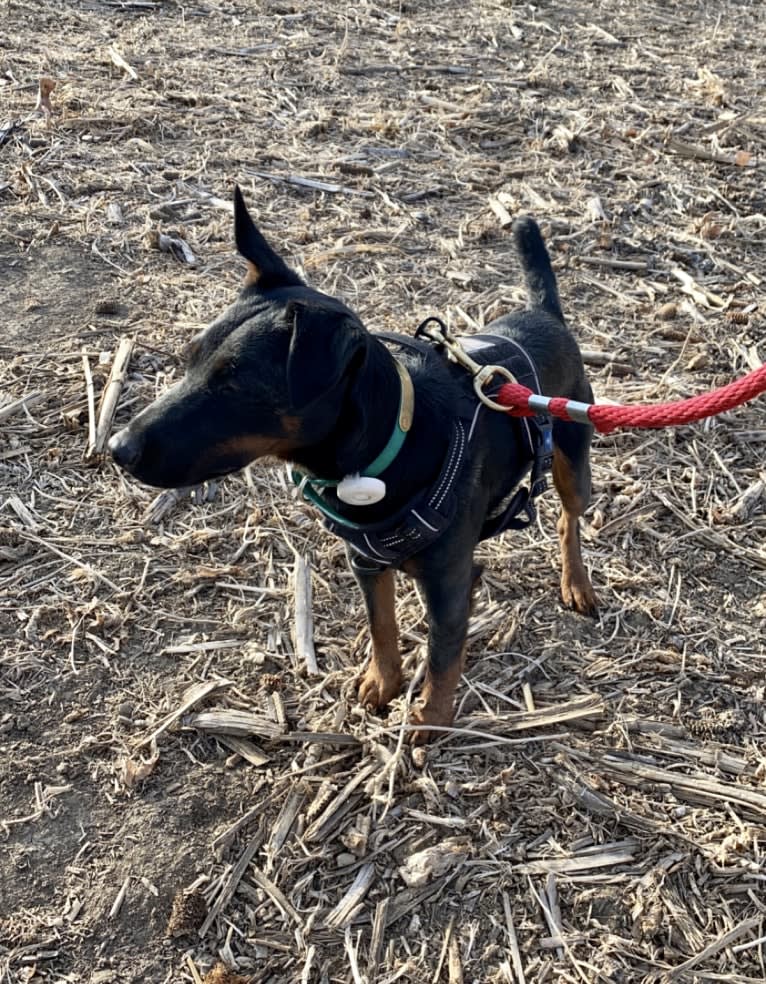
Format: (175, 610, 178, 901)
(109, 876, 130, 919)
(669, 265, 727, 309)
(217, 735, 270, 767)
(668, 915, 762, 979)
(87, 336, 134, 459)
(471, 693, 605, 734)
(248, 866, 302, 925)
(0, 391, 44, 423)
(199, 834, 262, 937)
(325, 863, 375, 928)
(398, 837, 470, 887)
(292, 553, 319, 675)
(136, 678, 231, 748)
(107, 45, 139, 81)
(599, 751, 766, 819)
(514, 838, 640, 874)
(489, 196, 513, 228)
(187, 708, 286, 740)
(304, 762, 378, 843)
(447, 935, 463, 984)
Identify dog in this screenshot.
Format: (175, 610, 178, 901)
(109, 187, 596, 743)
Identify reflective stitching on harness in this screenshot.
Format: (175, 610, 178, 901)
(428, 425, 461, 509)
(363, 534, 388, 559)
(380, 534, 411, 547)
(430, 420, 465, 509)
(467, 401, 483, 443)
(411, 509, 439, 532)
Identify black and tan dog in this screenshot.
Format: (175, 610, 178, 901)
(109, 188, 596, 743)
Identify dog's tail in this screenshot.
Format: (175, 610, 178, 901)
(513, 217, 564, 322)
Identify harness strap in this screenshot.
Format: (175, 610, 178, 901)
(306, 327, 555, 571)
(481, 420, 553, 537)
(461, 332, 554, 537)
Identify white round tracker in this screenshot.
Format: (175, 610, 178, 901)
(336, 475, 386, 506)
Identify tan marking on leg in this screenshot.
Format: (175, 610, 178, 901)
(279, 414, 302, 439)
(553, 447, 597, 615)
(408, 647, 465, 745)
(358, 569, 403, 710)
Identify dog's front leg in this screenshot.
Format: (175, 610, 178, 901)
(407, 554, 476, 744)
(355, 562, 404, 710)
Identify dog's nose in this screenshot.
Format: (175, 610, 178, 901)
(108, 428, 142, 470)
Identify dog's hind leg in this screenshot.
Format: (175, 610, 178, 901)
(552, 407, 598, 616)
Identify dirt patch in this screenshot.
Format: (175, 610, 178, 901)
(2, 1, 766, 982)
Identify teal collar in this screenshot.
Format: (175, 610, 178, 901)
(359, 360, 414, 476)
(292, 359, 414, 528)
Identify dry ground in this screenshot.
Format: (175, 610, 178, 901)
(2, 1, 766, 982)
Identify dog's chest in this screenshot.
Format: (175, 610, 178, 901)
(322, 332, 553, 572)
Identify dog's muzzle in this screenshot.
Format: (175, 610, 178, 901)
(108, 427, 142, 471)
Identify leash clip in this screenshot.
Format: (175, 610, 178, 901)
(471, 363, 519, 411)
(415, 317, 517, 412)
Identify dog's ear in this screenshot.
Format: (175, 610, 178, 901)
(286, 301, 368, 410)
(233, 185, 303, 290)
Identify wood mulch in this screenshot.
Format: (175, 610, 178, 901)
(1, 1, 765, 981)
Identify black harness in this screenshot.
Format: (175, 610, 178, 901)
(320, 331, 553, 574)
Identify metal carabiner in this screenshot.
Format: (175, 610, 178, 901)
(414, 316, 518, 411)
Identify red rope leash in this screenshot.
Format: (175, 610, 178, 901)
(497, 363, 766, 434)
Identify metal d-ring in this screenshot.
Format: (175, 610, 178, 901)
(473, 364, 518, 411)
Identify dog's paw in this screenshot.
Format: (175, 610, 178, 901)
(561, 572, 598, 617)
(358, 663, 403, 711)
(408, 701, 455, 745)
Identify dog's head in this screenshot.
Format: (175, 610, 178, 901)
(109, 188, 370, 488)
